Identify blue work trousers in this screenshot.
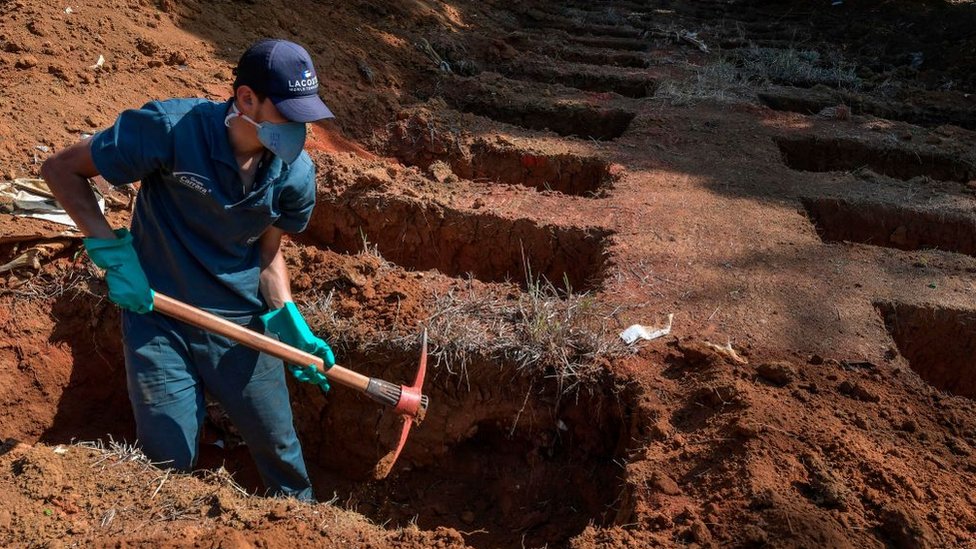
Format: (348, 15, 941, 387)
(121, 310, 313, 501)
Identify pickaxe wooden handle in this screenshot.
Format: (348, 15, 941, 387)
(151, 292, 429, 477)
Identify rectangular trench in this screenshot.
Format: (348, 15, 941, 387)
(571, 35, 650, 51)
(503, 34, 650, 68)
(802, 197, 976, 257)
(304, 194, 611, 293)
(447, 93, 636, 141)
(876, 301, 976, 398)
(776, 136, 976, 182)
(505, 63, 658, 98)
(453, 139, 615, 197)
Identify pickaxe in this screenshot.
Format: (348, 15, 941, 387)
(152, 292, 429, 479)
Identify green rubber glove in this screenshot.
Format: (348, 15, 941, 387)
(260, 302, 334, 391)
(83, 228, 154, 314)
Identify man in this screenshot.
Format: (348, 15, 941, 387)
(41, 39, 336, 501)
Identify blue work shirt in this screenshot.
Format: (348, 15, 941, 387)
(90, 98, 316, 317)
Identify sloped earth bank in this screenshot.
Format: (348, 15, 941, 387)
(4, 0, 976, 548)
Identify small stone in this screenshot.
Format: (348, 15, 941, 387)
(48, 65, 72, 83)
(15, 55, 38, 69)
(338, 264, 367, 287)
(26, 20, 46, 37)
(838, 380, 881, 403)
(948, 437, 972, 457)
(648, 471, 682, 495)
(808, 354, 825, 365)
(801, 452, 849, 510)
(267, 503, 289, 521)
(647, 512, 671, 530)
(165, 50, 188, 66)
(742, 525, 768, 545)
(135, 37, 159, 57)
(899, 419, 918, 433)
(688, 519, 712, 544)
(880, 505, 937, 549)
(756, 361, 797, 387)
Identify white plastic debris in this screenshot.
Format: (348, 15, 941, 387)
(678, 31, 709, 53)
(705, 339, 748, 365)
(0, 178, 104, 228)
(90, 54, 105, 70)
(35, 145, 50, 152)
(64, 6, 74, 14)
(53, 445, 68, 455)
(620, 313, 674, 345)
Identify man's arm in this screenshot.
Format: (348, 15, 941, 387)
(42, 138, 154, 313)
(257, 226, 336, 380)
(41, 139, 115, 239)
(258, 226, 293, 309)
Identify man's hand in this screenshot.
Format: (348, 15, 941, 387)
(83, 228, 154, 313)
(261, 302, 334, 391)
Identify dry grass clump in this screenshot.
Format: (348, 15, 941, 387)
(737, 47, 861, 90)
(655, 46, 861, 105)
(414, 277, 627, 394)
(303, 247, 629, 396)
(654, 58, 754, 105)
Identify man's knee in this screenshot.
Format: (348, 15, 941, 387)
(134, 410, 200, 471)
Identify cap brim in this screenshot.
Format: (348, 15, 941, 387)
(271, 94, 335, 123)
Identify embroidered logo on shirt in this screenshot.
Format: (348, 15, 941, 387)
(172, 171, 212, 195)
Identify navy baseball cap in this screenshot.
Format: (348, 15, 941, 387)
(233, 39, 334, 123)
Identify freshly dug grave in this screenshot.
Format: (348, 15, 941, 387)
(0, 238, 637, 549)
(776, 136, 976, 183)
(876, 301, 976, 399)
(802, 197, 976, 257)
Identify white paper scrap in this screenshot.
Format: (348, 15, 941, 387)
(620, 313, 674, 345)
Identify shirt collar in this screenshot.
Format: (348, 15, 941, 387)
(207, 99, 238, 171)
(208, 99, 285, 206)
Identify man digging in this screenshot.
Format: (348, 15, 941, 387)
(41, 39, 336, 501)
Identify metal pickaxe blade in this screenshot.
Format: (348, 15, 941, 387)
(370, 329, 428, 479)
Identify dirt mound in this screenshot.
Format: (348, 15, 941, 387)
(0, 439, 468, 548)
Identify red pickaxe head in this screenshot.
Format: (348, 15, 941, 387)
(369, 329, 429, 479)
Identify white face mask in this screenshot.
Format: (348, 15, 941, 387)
(224, 102, 307, 164)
